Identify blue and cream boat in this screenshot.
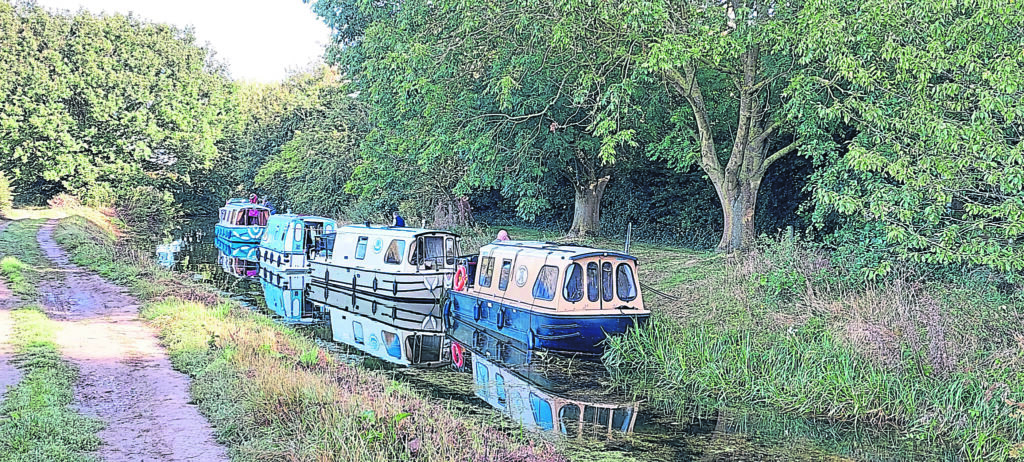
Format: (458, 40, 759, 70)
(445, 241, 649, 355)
(215, 199, 270, 243)
(258, 214, 336, 273)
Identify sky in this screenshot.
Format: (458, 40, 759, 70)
(33, 0, 333, 83)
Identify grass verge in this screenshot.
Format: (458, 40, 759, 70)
(0, 307, 104, 461)
(54, 213, 563, 461)
(0, 219, 49, 298)
(604, 238, 1024, 461)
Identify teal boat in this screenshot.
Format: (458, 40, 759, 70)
(258, 214, 337, 273)
(215, 199, 270, 243)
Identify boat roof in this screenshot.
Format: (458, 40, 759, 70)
(266, 213, 336, 224)
(221, 202, 270, 212)
(335, 223, 458, 239)
(481, 240, 636, 261)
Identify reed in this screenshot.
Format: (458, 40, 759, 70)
(604, 237, 1024, 461)
(53, 213, 564, 462)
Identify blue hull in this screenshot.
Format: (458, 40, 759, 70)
(445, 291, 649, 355)
(214, 237, 259, 261)
(215, 223, 264, 243)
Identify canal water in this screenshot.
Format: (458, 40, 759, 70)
(159, 218, 957, 462)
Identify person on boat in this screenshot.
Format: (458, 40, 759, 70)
(392, 211, 406, 227)
(496, 229, 510, 241)
(249, 193, 259, 204)
(262, 198, 277, 214)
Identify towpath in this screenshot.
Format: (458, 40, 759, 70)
(35, 219, 228, 462)
(0, 221, 21, 402)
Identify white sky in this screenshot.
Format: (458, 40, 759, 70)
(33, 0, 333, 82)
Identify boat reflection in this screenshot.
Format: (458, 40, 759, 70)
(215, 237, 260, 280)
(451, 326, 640, 438)
(259, 268, 320, 324)
(155, 240, 182, 268)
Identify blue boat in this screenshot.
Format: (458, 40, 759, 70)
(257, 214, 337, 273)
(260, 268, 319, 323)
(444, 241, 649, 355)
(214, 199, 270, 243)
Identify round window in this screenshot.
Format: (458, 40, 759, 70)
(514, 265, 528, 287)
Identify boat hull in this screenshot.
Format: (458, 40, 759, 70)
(445, 291, 649, 355)
(215, 223, 265, 243)
(327, 306, 447, 367)
(258, 247, 308, 273)
(307, 262, 449, 332)
(260, 271, 319, 324)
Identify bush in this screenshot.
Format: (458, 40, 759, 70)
(0, 171, 12, 217)
(46, 193, 82, 209)
(114, 186, 178, 244)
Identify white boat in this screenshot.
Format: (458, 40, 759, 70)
(308, 224, 460, 333)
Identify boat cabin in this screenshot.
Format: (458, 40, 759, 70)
(463, 241, 644, 313)
(316, 224, 461, 273)
(259, 214, 336, 272)
(218, 200, 270, 228)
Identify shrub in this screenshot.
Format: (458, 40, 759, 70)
(114, 186, 178, 244)
(47, 193, 82, 209)
(0, 170, 12, 217)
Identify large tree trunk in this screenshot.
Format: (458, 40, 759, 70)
(715, 176, 761, 252)
(569, 176, 609, 237)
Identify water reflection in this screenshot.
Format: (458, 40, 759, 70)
(259, 270, 320, 324)
(155, 240, 182, 268)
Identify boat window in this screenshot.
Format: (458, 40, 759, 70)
(219, 210, 226, 222)
(601, 262, 613, 302)
(234, 211, 245, 225)
(292, 225, 302, 243)
(559, 404, 581, 437)
(355, 236, 368, 260)
(353, 321, 364, 345)
(616, 263, 638, 301)
(532, 265, 559, 301)
(498, 259, 512, 291)
(583, 406, 611, 428)
(423, 236, 445, 266)
(586, 262, 599, 302)
(382, 331, 402, 359)
(478, 257, 495, 287)
(529, 393, 554, 431)
(494, 374, 507, 408)
(445, 238, 456, 265)
(384, 240, 406, 265)
(278, 225, 288, 242)
(563, 263, 584, 302)
(407, 334, 441, 363)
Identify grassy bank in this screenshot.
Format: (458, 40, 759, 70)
(0, 307, 104, 461)
(0, 219, 48, 298)
(604, 238, 1024, 460)
(54, 214, 562, 461)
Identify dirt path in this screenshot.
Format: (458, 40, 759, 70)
(0, 221, 22, 401)
(35, 220, 228, 462)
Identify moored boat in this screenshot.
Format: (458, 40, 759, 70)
(308, 224, 461, 334)
(445, 241, 649, 355)
(215, 198, 270, 243)
(258, 214, 336, 273)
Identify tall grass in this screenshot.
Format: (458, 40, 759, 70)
(54, 214, 563, 461)
(0, 307, 104, 461)
(0, 219, 49, 298)
(604, 237, 1024, 460)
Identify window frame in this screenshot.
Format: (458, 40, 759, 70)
(384, 239, 406, 265)
(478, 256, 495, 287)
(616, 263, 638, 301)
(586, 262, 599, 302)
(532, 265, 559, 301)
(497, 259, 512, 291)
(601, 262, 614, 302)
(563, 262, 584, 303)
(355, 236, 368, 260)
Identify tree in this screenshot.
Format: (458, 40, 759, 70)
(543, 0, 834, 250)
(800, 0, 1024, 275)
(310, 0, 649, 235)
(0, 3, 234, 205)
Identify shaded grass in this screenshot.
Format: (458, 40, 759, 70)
(54, 213, 563, 461)
(604, 238, 1024, 461)
(0, 219, 49, 298)
(0, 307, 104, 461)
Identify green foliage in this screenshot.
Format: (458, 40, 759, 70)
(802, 0, 1024, 276)
(113, 186, 178, 245)
(0, 2, 235, 207)
(0, 308, 105, 461)
(0, 171, 12, 216)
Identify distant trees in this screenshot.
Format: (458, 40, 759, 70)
(0, 2, 234, 206)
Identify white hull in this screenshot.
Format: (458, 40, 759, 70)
(328, 307, 447, 367)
